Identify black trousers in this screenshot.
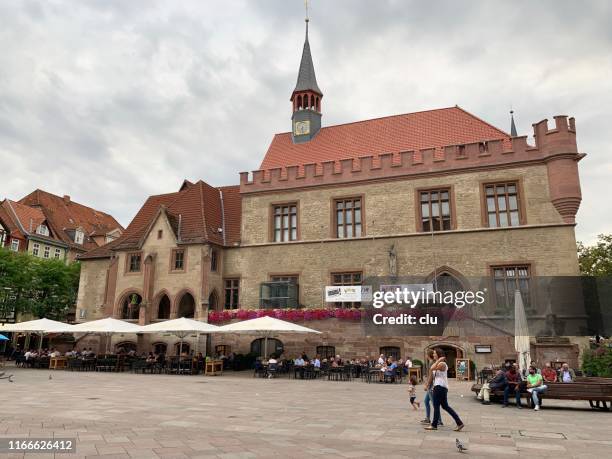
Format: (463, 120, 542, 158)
(431, 385, 463, 428)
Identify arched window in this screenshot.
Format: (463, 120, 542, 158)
(157, 294, 171, 320)
(310, 94, 315, 109)
(121, 293, 142, 320)
(297, 95, 302, 109)
(316, 97, 320, 111)
(115, 341, 137, 353)
(208, 290, 219, 311)
(316, 345, 335, 359)
(153, 342, 167, 355)
(380, 346, 401, 361)
(174, 342, 190, 356)
(250, 338, 283, 358)
(177, 292, 195, 318)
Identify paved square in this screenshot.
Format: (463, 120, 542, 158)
(1, 367, 611, 458)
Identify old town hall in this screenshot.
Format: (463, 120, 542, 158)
(76, 17, 585, 372)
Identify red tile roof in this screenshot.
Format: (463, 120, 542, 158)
(0, 200, 24, 239)
(260, 106, 510, 170)
(5, 200, 46, 234)
(19, 190, 123, 251)
(79, 182, 242, 259)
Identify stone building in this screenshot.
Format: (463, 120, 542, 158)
(76, 19, 586, 370)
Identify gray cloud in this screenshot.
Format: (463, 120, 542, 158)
(0, 0, 610, 243)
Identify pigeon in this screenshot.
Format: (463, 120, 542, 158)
(0, 371, 14, 383)
(49, 374, 53, 380)
(456, 438, 467, 453)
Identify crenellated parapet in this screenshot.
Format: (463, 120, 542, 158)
(241, 115, 584, 223)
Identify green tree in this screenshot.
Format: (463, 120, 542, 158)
(0, 247, 80, 321)
(577, 234, 612, 276)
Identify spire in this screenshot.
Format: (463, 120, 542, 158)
(510, 110, 518, 137)
(293, 18, 322, 96)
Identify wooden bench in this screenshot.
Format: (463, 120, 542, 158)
(471, 381, 612, 411)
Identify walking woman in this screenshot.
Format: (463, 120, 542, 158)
(424, 348, 465, 431)
(421, 349, 443, 426)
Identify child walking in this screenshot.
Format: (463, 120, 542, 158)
(408, 376, 421, 410)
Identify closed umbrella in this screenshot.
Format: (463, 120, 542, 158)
(514, 290, 531, 377)
(217, 316, 321, 358)
(140, 317, 220, 356)
(71, 317, 143, 354)
(0, 318, 75, 351)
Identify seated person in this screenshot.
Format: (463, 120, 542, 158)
(377, 354, 385, 366)
(541, 363, 558, 383)
(558, 363, 576, 383)
(312, 355, 321, 369)
(526, 365, 547, 410)
(477, 369, 507, 404)
(503, 364, 523, 408)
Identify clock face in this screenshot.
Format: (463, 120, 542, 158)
(294, 120, 311, 136)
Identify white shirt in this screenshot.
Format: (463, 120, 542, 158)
(313, 359, 321, 368)
(406, 359, 413, 368)
(433, 363, 449, 388)
(377, 357, 385, 365)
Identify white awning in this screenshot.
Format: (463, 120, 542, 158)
(70, 317, 143, 334)
(0, 318, 74, 333)
(217, 316, 321, 334)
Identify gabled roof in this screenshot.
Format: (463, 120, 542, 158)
(260, 106, 510, 170)
(78, 181, 242, 260)
(0, 201, 23, 238)
(19, 189, 123, 251)
(5, 200, 46, 234)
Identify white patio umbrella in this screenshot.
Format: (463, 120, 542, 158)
(217, 316, 321, 358)
(0, 318, 75, 350)
(139, 317, 220, 356)
(514, 290, 531, 377)
(70, 317, 143, 354)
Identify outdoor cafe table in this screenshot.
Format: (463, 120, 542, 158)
(408, 366, 422, 382)
(49, 356, 67, 370)
(205, 359, 223, 376)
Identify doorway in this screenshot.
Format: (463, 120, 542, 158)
(425, 344, 464, 378)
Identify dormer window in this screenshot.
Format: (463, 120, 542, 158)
(74, 230, 84, 245)
(36, 224, 49, 236)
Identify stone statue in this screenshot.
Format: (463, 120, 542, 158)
(388, 244, 397, 277)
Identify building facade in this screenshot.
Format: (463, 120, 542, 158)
(76, 20, 586, 369)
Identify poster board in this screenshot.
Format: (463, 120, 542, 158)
(455, 358, 471, 380)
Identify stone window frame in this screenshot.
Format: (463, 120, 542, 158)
(316, 345, 336, 359)
(488, 262, 534, 314)
(170, 248, 187, 273)
(415, 186, 457, 232)
(210, 249, 218, 272)
(54, 248, 62, 259)
(331, 195, 365, 239)
(125, 251, 143, 274)
(224, 277, 240, 310)
(269, 201, 300, 243)
(32, 242, 40, 257)
(480, 179, 527, 228)
(329, 270, 363, 309)
(43, 245, 50, 259)
(264, 273, 301, 308)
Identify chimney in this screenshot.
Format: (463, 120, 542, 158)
(63, 195, 71, 204)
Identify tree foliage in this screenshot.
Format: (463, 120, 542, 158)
(0, 248, 80, 321)
(577, 234, 612, 276)
(582, 346, 612, 377)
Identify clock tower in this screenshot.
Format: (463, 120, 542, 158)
(291, 18, 323, 144)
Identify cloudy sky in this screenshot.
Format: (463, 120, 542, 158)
(0, 0, 610, 243)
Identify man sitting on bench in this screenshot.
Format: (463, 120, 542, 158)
(503, 363, 523, 408)
(558, 363, 576, 383)
(526, 365, 547, 410)
(477, 369, 507, 405)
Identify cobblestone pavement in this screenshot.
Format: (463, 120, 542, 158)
(0, 367, 611, 458)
